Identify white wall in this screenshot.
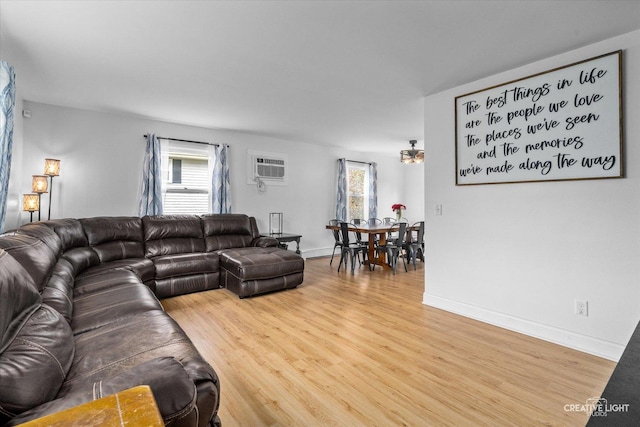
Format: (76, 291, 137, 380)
(424, 31, 640, 361)
(6, 101, 425, 256)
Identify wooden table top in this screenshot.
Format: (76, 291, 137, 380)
(17, 385, 164, 427)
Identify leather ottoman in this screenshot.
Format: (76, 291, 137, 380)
(219, 247, 304, 298)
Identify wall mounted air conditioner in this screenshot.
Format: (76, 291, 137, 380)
(247, 150, 288, 186)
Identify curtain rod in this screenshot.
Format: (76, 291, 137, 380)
(143, 134, 221, 147)
(346, 159, 372, 165)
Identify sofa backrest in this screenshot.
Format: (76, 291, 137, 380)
(0, 233, 57, 294)
(17, 222, 63, 257)
(41, 219, 100, 275)
(0, 250, 74, 424)
(201, 214, 257, 251)
(143, 215, 205, 258)
(0, 249, 40, 353)
(80, 216, 145, 262)
(41, 218, 88, 251)
(15, 224, 75, 323)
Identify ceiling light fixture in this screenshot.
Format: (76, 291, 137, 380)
(400, 140, 424, 164)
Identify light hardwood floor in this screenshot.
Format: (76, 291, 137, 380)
(162, 257, 615, 426)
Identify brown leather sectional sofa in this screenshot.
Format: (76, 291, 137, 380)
(0, 214, 304, 426)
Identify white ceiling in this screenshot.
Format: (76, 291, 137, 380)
(1, 0, 639, 154)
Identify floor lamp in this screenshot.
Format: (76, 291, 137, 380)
(44, 158, 60, 220)
(22, 193, 39, 223)
(31, 175, 48, 221)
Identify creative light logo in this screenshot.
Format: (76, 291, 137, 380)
(564, 397, 629, 416)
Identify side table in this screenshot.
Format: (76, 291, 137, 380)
(261, 232, 302, 254)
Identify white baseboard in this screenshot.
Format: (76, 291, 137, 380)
(423, 293, 624, 361)
(299, 247, 334, 260)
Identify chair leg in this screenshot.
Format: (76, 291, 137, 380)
(387, 248, 396, 274)
(350, 250, 356, 273)
(401, 250, 408, 272)
(330, 244, 338, 265)
(337, 250, 346, 272)
(405, 248, 411, 269)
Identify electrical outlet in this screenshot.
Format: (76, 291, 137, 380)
(435, 204, 443, 216)
(575, 300, 589, 316)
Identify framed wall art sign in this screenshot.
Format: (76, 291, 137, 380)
(455, 50, 622, 185)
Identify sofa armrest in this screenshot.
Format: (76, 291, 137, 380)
(8, 357, 198, 427)
(252, 236, 278, 247)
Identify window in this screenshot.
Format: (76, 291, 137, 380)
(347, 162, 369, 222)
(163, 144, 211, 215)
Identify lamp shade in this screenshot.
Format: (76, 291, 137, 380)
(32, 175, 49, 193)
(23, 193, 39, 212)
(400, 140, 424, 164)
(44, 158, 61, 176)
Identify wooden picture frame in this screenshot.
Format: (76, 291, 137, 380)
(455, 50, 622, 185)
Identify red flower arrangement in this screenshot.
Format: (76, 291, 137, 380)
(391, 204, 406, 212)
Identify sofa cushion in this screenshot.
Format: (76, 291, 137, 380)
(0, 233, 57, 293)
(143, 215, 204, 258)
(80, 217, 145, 262)
(57, 310, 219, 425)
(201, 214, 256, 251)
(78, 258, 156, 286)
(0, 304, 74, 423)
(71, 270, 161, 335)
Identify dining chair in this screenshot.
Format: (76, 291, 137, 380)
(328, 219, 343, 266)
(403, 221, 424, 270)
(350, 220, 369, 263)
(338, 222, 367, 273)
(373, 222, 408, 274)
(368, 218, 382, 225)
(382, 217, 399, 243)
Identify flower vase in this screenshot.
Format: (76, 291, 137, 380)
(396, 209, 402, 221)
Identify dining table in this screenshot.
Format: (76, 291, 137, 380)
(326, 222, 416, 270)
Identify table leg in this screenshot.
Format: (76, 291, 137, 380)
(367, 232, 390, 270)
(367, 233, 376, 266)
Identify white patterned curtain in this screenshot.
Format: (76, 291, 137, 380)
(138, 133, 164, 216)
(0, 61, 16, 232)
(335, 158, 347, 221)
(212, 144, 231, 214)
(368, 162, 378, 219)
